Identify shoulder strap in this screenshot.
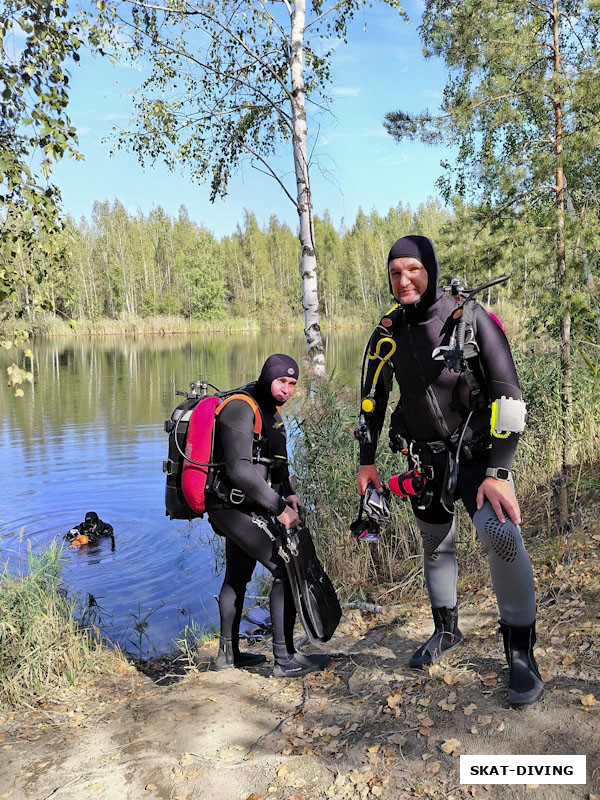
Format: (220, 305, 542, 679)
(215, 393, 263, 436)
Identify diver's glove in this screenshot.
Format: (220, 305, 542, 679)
(362, 481, 391, 521)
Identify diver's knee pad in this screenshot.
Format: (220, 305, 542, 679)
(418, 519, 454, 560)
(473, 502, 521, 562)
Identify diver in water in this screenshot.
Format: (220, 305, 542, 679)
(206, 354, 328, 678)
(65, 511, 114, 546)
(355, 235, 542, 708)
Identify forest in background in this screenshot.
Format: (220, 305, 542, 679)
(3, 193, 599, 336)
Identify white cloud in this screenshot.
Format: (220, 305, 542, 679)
(375, 154, 409, 167)
(77, 126, 91, 136)
(331, 86, 361, 97)
(362, 126, 389, 139)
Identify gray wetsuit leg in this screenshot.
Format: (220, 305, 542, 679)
(419, 519, 458, 609)
(472, 499, 536, 626)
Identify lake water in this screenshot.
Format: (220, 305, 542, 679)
(0, 329, 366, 656)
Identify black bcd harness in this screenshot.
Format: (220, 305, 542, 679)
(355, 274, 511, 506)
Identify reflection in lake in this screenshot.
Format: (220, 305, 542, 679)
(0, 329, 366, 655)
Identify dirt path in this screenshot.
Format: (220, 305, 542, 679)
(1, 523, 599, 800)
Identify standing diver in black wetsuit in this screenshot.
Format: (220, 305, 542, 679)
(206, 354, 328, 678)
(356, 236, 543, 708)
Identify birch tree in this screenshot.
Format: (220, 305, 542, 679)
(384, 0, 600, 524)
(105, 0, 404, 375)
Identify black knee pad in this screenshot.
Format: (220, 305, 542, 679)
(473, 504, 520, 563)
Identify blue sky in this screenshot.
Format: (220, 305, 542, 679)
(54, 1, 452, 239)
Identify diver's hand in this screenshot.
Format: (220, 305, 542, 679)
(476, 478, 521, 526)
(357, 465, 382, 495)
(285, 494, 300, 513)
(277, 504, 299, 530)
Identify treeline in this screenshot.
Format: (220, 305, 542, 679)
(5, 194, 599, 330)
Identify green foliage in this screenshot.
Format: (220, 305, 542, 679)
(176, 236, 226, 319)
(2, 198, 468, 332)
(107, 1, 405, 205)
(387, 1, 600, 204)
(0, 0, 83, 362)
(0, 0, 123, 391)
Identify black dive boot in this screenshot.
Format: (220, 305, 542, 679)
(214, 637, 267, 671)
(272, 638, 321, 678)
(410, 604, 464, 669)
(499, 620, 543, 708)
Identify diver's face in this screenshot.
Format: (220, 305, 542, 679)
(389, 257, 428, 304)
(270, 377, 297, 404)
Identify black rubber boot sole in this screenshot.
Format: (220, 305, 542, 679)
(272, 656, 321, 678)
(293, 652, 331, 669)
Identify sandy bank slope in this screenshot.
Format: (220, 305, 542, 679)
(1, 523, 599, 800)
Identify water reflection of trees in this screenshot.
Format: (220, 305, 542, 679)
(0, 331, 367, 443)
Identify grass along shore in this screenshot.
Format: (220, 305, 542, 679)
(2, 310, 375, 340)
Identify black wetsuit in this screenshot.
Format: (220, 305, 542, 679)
(65, 519, 114, 543)
(359, 238, 536, 626)
(206, 381, 297, 659)
(361, 294, 522, 522)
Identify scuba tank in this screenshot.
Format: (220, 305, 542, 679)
(163, 381, 213, 520)
(163, 381, 263, 520)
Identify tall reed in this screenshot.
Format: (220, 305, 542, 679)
(290, 381, 425, 603)
(0, 538, 125, 708)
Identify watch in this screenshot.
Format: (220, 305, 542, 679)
(486, 467, 511, 481)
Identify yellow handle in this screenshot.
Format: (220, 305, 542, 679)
(490, 400, 511, 439)
(360, 330, 397, 416)
(367, 337, 396, 390)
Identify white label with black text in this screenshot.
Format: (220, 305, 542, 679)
(460, 755, 586, 784)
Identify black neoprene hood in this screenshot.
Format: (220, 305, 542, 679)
(259, 354, 299, 384)
(255, 353, 299, 411)
(387, 235, 440, 310)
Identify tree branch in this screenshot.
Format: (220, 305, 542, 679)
(114, 11, 294, 130)
(184, 0, 296, 103)
(559, 10, 586, 52)
(121, 0, 296, 104)
(304, 1, 347, 31)
(242, 141, 298, 208)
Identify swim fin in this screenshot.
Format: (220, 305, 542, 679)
(281, 526, 341, 643)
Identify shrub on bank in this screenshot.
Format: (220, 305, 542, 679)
(290, 381, 425, 603)
(0, 538, 126, 709)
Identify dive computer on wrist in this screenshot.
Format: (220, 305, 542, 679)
(485, 467, 511, 481)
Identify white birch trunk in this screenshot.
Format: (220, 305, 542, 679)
(290, 0, 325, 376)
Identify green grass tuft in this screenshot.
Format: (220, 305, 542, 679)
(0, 536, 126, 708)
